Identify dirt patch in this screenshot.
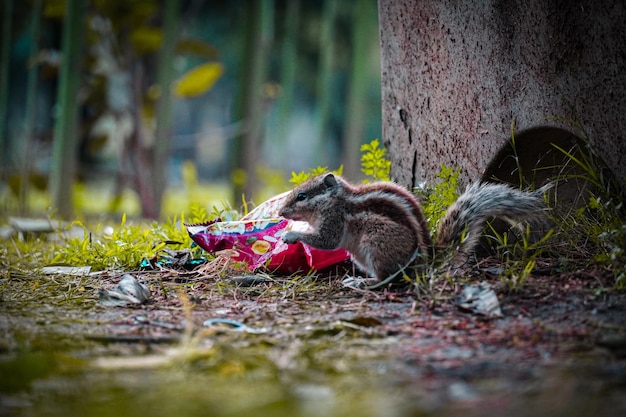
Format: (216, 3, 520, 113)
(1, 261, 625, 416)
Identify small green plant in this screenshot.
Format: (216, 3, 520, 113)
(360, 138, 391, 182)
(545, 119, 626, 289)
(421, 164, 461, 234)
(575, 196, 626, 289)
(509, 118, 525, 187)
(288, 166, 344, 186)
(596, 222, 626, 288)
(487, 222, 555, 290)
(185, 202, 211, 224)
(287, 138, 391, 187)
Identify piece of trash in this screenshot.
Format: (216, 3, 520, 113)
(99, 274, 151, 307)
(202, 318, 267, 334)
(139, 249, 206, 270)
(40, 265, 92, 275)
(8, 217, 63, 233)
(187, 191, 350, 274)
(454, 282, 503, 318)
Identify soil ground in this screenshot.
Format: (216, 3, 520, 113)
(1, 259, 626, 417)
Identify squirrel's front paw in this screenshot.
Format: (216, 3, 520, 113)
(281, 231, 300, 244)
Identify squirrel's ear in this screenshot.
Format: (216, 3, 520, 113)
(323, 173, 338, 188)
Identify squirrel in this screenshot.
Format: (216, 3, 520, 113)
(278, 173, 550, 289)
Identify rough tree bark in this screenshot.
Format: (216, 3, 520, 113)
(378, 0, 626, 189)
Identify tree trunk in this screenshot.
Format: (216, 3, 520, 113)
(315, 0, 337, 164)
(378, 0, 626, 189)
(129, 61, 156, 220)
(151, 0, 179, 220)
(49, 0, 86, 219)
(277, 0, 300, 156)
(19, 0, 42, 215)
(231, 0, 274, 205)
(342, 0, 377, 180)
(0, 0, 14, 179)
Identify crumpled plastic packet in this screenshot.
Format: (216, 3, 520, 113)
(187, 191, 350, 274)
(454, 282, 503, 318)
(99, 274, 151, 307)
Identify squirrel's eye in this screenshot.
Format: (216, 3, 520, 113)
(296, 192, 307, 201)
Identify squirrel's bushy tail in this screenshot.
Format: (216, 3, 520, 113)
(434, 182, 551, 253)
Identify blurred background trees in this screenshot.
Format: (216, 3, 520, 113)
(0, 0, 382, 220)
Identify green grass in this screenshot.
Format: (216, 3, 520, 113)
(2, 132, 625, 290)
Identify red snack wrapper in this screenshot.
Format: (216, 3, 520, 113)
(187, 191, 350, 274)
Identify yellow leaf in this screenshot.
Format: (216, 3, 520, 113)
(130, 27, 163, 54)
(173, 63, 224, 98)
